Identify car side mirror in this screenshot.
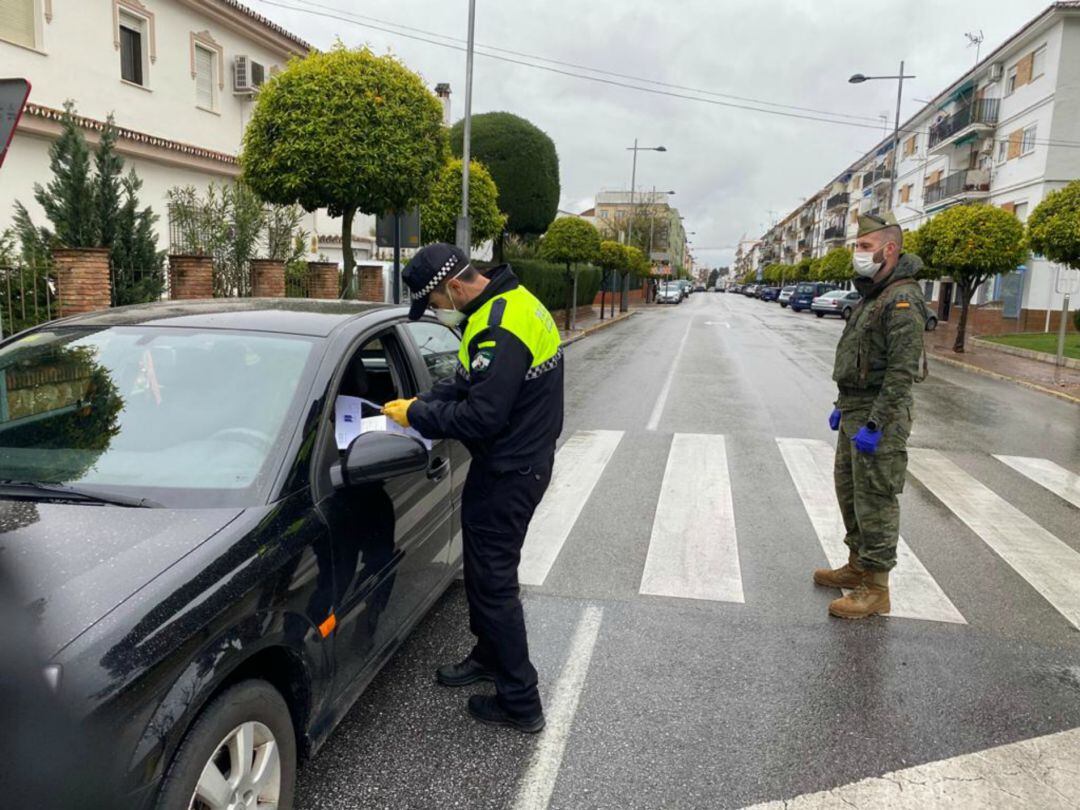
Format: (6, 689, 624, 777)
(331, 431, 430, 489)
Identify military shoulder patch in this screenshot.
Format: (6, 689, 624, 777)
(471, 347, 495, 372)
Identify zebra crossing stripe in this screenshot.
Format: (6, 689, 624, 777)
(519, 430, 624, 587)
(909, 448, 1080, 631)
(639, 433, 744, 603)
(994, 455, 1080, 510)
(776, 438, 965, 625)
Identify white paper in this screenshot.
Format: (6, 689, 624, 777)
(335, 396, 433, 451)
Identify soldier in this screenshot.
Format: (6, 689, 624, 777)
(383, 243, 563, 732)
(814, 212, 928, 619)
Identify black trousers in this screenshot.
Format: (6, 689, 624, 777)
(461, 456, 553, 718)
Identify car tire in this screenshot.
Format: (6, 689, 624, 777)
(780, 303, 787, 308)
(815, 312, 824, 318)
(156, 679, 297, 810)
(842, 307, 852, 320)
(925, 316, 938, 331)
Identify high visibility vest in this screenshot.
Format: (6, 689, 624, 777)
(458, 285, 561, 377)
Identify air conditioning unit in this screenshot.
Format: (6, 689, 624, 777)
(989, 62, 1004, 82)
(979, 137, 995, 154)
(234, 55, 266, 93)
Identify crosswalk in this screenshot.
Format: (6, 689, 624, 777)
(521, 430, 1080, 629)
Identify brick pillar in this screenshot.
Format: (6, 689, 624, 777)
(357, 263, 386, 302)
(307, 261, 339, 299)
(53, 247, 111, 316)
(169, 254, 214, 300)
(250, 259, 286, 298)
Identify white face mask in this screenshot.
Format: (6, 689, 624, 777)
(433, 270, 468, 327)
(852, 250, 883, 278)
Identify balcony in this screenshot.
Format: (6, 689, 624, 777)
(826, 192, 850, 210)
(863, 166, 892, 187)
(823, 225, 846, 241)
(928, 99, 1000, 151)
(924, 169, 991, 207)
(798, 238, 811, 251)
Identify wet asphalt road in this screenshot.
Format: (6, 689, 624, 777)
(295, 291, 1080, 809)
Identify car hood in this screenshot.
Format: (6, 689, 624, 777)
(0, 500, 244, 656)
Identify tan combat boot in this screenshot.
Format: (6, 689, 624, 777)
(812, 552, 866, 589)
(828, 570, 890, 619)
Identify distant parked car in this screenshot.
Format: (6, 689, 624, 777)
(714, 283, 726, 293)
(778, 285, 797, 307)
(812, 289, 862, 319)
(790, 281, 838, 312)
(694, 283, 707, 292)
(743, 284, 759, 297)
(759, 286, 781, 302)
(657, 282, 682, 304)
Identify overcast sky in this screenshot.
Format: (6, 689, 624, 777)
(251, 0, 1053, 267)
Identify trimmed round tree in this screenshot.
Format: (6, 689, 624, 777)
(918, 203, 1026, 352)
(450, 112, 560, 258)
(539, 217, 600, 330)
(597, 240, 628, 314)
(241, 45, 447, 297)
(1028, 180, 1080, 335)
(420, 159, 506, 248)
(816, 247, 853, 282)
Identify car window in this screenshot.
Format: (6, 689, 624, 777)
(405, 321, 461, 384)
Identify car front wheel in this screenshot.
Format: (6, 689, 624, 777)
(156, 679, 297, 810)
(815, 312, 824, 318)
(925, 316, 938, 331)
(842, 307, 852, 320)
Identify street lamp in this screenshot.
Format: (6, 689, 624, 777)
(455, 0, 477, 256)
(849, 63, 915, 209)
(623, 139, 666, 311)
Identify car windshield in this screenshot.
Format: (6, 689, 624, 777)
(0, 326, 317, 507)
(796, 283, 816, 293)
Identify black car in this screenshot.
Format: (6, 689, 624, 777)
(0, 299, 471, 810)
(759, 286, 781, 302)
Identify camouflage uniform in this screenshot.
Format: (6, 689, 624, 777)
(832, 252, 928, 571)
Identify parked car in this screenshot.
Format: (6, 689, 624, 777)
(0, 299, 476, 810)
(759, 286, 781, 302)
(778, 286, 797, 308)
(694, 283, 707, 292)
(714, 283, 726, 293)
(743, 284, 759, 297)
(679, 280, 693, 298)
(657, 282, 682, 304)
(790, 281, 838, 312)
(812, 289, 862, 319)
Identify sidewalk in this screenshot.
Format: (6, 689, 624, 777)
(926, 321, 1080, 404)
(558, 303, 647, 345)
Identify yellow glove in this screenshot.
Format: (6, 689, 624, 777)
(382, 398, 417, 428)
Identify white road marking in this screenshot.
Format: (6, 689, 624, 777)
(519, 431, 624, 587)
(994, 455, 1080, 510)
(512, 605, 603, 810)
(776, 438, 966, 624)
(646, 316, 694, 431)
(909, 448, 1080, 630)
(639, 433, 744, 602)
(742, 725, 1080, 809)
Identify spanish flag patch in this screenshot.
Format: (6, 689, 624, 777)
(895, 301, 910, 309)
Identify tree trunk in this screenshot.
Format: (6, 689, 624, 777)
(494, 230, 505, 264)
(600, 269, 608, 320)
(340, 205, 357, 299)
(953, 281, 973, 353)
(564, 263, 573, 332)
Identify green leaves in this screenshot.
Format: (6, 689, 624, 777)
(816, 247, 853, 281)
(419, 158, 507, 247)
(449, 112, 560, 237)
(916, 204, 1026, 282)
(1027, 181, 1080, 269)
(597, 240, 628, 271)
(539, 217, 601, 268)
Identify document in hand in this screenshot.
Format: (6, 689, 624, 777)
(335, 395, 433, 451)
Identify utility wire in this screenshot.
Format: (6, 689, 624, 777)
(255, 0, 1080, 149)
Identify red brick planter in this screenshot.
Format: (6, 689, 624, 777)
(53, 247, 111, 316)
(169, 254, 214, 300)
(357, 263, 386, 302)
(307, 261, 339, 299)
(250, 259, 286, 298)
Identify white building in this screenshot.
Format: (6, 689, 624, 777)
(0, 0, 380, 264)
(755, 1, 1080, 331)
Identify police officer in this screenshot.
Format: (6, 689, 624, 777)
(814, 213, 928, 619)
(382, 243, 563, 732)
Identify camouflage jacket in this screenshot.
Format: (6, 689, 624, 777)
(832, 253, 929, 428)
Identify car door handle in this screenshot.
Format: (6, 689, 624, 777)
(427, 457, 450, 482)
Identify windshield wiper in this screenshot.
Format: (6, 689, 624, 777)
(0, 481, 161, 508)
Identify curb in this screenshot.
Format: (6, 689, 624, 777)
(561, 310, 637, 347)
(928, 352, 1080, 406)
(970, 337, 1080, 370)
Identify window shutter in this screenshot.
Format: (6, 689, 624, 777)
(0, 0, 35, 48)
(1007, 129, 1023, 159)
(1000, 202, 1016, 215)
(195, 46, 214, 108)
(1015, 53, 1034, 87)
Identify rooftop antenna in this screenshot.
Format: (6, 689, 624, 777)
(965, 30, 985, 65)
(879, 111, 890, 137)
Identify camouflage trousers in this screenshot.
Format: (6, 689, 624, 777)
(833, 403, 912, 572)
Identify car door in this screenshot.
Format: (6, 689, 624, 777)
(399, 319, 470, 570)
(313, 323, 453, 695)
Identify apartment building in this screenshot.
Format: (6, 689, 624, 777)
(0, 1, 386, 264)
(755, 1, 1080, 329)
(594, 189, 688, 272)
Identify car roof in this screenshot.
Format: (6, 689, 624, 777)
(41, 298, 406, 338)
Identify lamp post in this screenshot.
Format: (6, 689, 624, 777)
(849, 62, 916, 211)
(455, 0, 477, 253)
(625, 140, 666, 311)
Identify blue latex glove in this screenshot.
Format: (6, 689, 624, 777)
(828, 408, 841, 431)
(853, 425, 883, 454)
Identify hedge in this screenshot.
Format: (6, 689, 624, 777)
(477, 258, 601, 311)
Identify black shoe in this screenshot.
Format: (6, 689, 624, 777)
(467, 694, 545, 733)
(436, 657, 495, 687)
